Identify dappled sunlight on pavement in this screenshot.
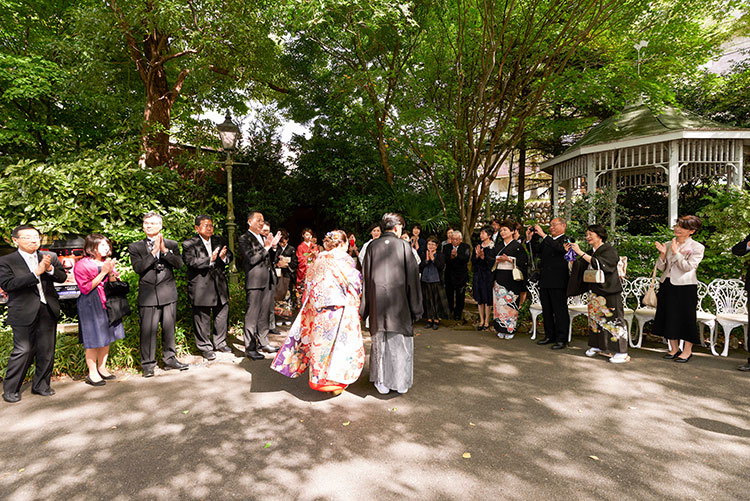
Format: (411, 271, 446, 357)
(0, 325, 748, 500)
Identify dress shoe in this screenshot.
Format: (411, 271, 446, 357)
(216, 345, 233, 353)
(674, 354, 692, 363)
(164, 359, 189, 371)
(269, 328, 281, 335)
(551, 342, 567, 350)
(98, 371, 116, 380)
(425, 320, 434, 328)
(31, 388, 55, 397)
(432, 322, 439, 330)
(259, 345, 279, 354)
(143, 367, 155, 378)
(85, 375, 106, 387)
(737, 363, 750, 372)
(663, 350, 682, 360)
(537, 338, 554, 345)
(2, 392, 21, 403)
(246, 350, 265, 360)
(202, 350, 217, 361)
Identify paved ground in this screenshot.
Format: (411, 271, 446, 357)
(0, 321, 748, 500)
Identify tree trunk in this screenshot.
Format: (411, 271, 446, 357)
(515, 136, 527, 219)
(141, 62, 171, 168)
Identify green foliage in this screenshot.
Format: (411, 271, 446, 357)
(697, 187, 750, 281)
(567, 187, 631, 236)
(0, 156, 218, 246)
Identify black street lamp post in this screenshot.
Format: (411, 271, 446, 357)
(216, 112, 241, 286)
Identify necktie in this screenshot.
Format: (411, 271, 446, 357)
(30, 253, 47, 304)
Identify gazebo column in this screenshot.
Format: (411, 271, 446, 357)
(667, 140, 679, 226)
(587, 155, 596, 224)
(733, 140, 744, 187)
(564, 180, 572, 223)
(610, 170, 617, 234)
(552, 169, 559, 218)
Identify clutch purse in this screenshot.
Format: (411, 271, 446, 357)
(582, 260, 604, 284)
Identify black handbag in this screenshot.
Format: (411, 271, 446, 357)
(103, 280, 131, 325)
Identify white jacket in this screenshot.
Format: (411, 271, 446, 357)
(656, 237, 704, 286)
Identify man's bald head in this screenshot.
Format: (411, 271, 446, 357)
(549, 217, 566, 237)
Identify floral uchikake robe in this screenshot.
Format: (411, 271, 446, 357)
(271, 248, 364, 389)
(493, 283, 519, 334)
(587, 292, 628, 354)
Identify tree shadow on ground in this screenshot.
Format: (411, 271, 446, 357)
(0, 325, 748, 500)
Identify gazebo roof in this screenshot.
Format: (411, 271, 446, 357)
(542, 104, 750, 172)
(573, 104, 729, 148)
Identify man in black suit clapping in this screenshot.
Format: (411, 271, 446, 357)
(128, 212, 187, 377)
(443, 230, 471, 322)
(182, 215, 234, 361)
(238, 211, 281, 359)
(732, 234, 750, 372)
(0, 225, 67, 403)
(527, 218, 571, 350)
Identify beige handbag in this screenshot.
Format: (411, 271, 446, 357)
(642, 262, 658, 308)
(512, 266, 524, 281)
(582, 259, 605, 284)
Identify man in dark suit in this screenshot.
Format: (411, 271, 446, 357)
(360, 212, 423, 394)
(0, 225, 67, 403)
(732, 234, 750, 371)
(443, 230, 471, 321)
(238, 211, 281, 360)
(128, 212, 187, 377)
(527, 217, 571, 349)
(182, 215, 234, 361)
(261, 221, 281, 335)
(490, 218, 501, 244)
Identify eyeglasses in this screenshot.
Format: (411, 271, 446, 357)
(16, 235, 40, 241)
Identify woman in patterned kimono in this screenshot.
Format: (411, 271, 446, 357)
(271, 230, 364, 394)
(491, 220, 528, 339)
(567, 224, 629, 364)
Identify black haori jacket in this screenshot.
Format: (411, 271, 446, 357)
(359, 231, 423, 336)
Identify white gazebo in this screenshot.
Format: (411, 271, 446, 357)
(541, 104, 750, 229)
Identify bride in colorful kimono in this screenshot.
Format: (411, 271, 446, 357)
(271, 230, 364, 394)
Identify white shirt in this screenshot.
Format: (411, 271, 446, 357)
(200, 236, 212, 256)
(18, 249, 46, 304)
(250, 230, 266, 249)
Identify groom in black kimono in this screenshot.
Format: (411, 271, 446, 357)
(360, 212, 423, 395)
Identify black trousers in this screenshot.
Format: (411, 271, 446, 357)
(244, 287, 272, 352)
(192, 302, 229, 353)
(445, 283, 467, 320)
(3, 303, 56, 394)
(539, 287, 570, 343)
(139, 302, 177, 370)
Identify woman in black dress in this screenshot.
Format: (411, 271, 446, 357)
(420, 237, 450, 329)
(471, 227, 496, 330)
(492, 221, 528, 339)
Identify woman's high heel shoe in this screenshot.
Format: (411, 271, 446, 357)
(85, 375, 105, 387)
(663, 350, 682, 360)
(674, 354, 693, 363)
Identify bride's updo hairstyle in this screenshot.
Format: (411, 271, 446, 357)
(323, 230, 348, 251)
